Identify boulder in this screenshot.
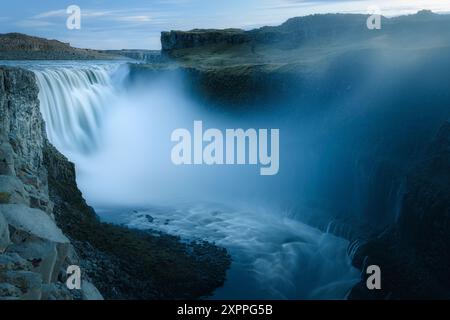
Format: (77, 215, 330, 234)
(0, 252, 30, 272)
(0, 283, 22, 298)
(8, 238, 59, 284)
(0, 271, 42, 300)
(0, 204, 68, 243)
(0, 175, 29, 205)
(1, 204, 69, 284)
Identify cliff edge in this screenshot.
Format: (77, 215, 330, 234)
(143, 11, 450, 108)
(0, 33, 122, 60)
(0, 67, 230, 300)
(349, 122, 450, 299)
(0, 66, 95, 299)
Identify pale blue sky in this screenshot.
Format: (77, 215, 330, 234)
(0, 0, 449, 49)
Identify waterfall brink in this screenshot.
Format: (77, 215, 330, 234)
(33, 64, 120, 153)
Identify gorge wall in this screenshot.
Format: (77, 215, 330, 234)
(157, 11, 450, 110)
(349, 122, 450, 299)
(0, 66, 231, 300)
(0, 66, 101, 299)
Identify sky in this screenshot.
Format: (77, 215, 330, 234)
(0, 0, 449, 49)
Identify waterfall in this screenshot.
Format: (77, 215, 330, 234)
(32, 63, 122, 153)
(0, 60, 363, 299)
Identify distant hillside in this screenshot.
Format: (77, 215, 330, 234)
(0, 33, 122, 60)
(126, 10, 450, 107)
(161, 10, 450, 67)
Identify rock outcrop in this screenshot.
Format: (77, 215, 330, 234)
(155, 11, 450, 110)
(349, 122, 450, 299)
(0, 66, 83, 300)
(161, 29, 249, 52)
(161, 11, 450, 55)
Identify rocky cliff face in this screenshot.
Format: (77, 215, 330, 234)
(349, 121, 450, 299)
(0, 67, 102, 300)
(161, 11, 450, 55)
(0, 66, 231, 300)
(157, 12, 450, 111)
(161, 29, 249, 52)
(101, 50, 167, 63)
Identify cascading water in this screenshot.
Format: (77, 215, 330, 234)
(2, 61, 125, 154)
(34, 66, 116, 153)
(3, 60, 360, 300)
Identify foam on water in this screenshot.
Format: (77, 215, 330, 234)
(99, 202, 359, 300)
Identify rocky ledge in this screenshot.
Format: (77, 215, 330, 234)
(0, 66, 231, 300)
(138, 12, 450, 109)
(160, 11, 448, 56)
(0, 33, 122, 60)
(161, 29, 249, 51)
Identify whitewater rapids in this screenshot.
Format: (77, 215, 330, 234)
(100, 203, 359, 300)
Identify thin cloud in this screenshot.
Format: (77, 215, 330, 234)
(34, 9, 66, 19)
(35, 9, 115, 20)
(16, 20, 55, 28)
(34, 8, 155, 24)
(114, 15, 152, 22)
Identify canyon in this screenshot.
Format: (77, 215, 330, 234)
(1, 10, 450, 300)
(0, 66, 230, 300)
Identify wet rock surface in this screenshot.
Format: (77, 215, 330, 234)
(349, 122, 450, 299)
(0, 66, 73, 300)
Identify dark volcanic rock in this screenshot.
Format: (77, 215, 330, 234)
(349, 122, 450, 300)
(161, 29, 249, 52)
(0, 67, 76, 300)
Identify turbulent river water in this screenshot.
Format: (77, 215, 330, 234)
(2, 61, 360, 299)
